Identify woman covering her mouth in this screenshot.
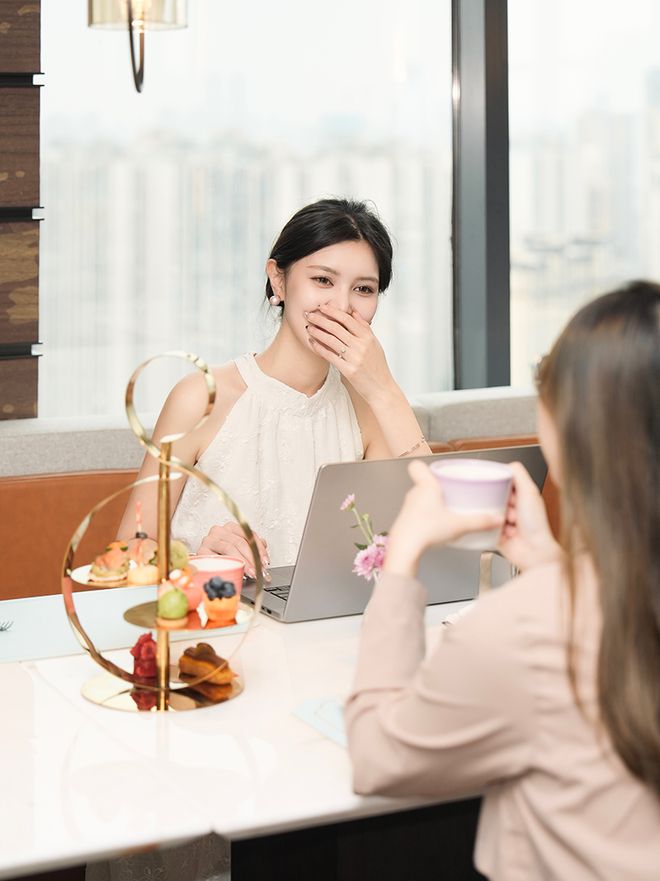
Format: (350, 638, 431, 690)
(118, 198, 430, 572)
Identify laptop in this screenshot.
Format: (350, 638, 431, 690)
(242, 446, 547, 622)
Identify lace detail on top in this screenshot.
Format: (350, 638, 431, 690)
(170, 353, 364, 566)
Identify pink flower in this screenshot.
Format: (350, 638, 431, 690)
(352, 535, 389, 581)
(340, 493, 356, 511)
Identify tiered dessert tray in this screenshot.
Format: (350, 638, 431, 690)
(61, 352, 263, 712)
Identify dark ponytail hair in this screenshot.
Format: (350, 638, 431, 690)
(265, 198, 393, 308)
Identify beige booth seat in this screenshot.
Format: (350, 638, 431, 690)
(0, 389, 548, 600)
(410, 386, 538, 444)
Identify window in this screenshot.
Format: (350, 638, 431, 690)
(509, 0, 660, 383)
(40, 0, 453, 418)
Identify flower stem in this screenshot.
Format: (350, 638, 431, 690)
(352, 507, 373, 545)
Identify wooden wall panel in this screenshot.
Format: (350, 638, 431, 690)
(1, 1, 41, 418)
(0, 221, 38, 344)
(0, 1, 41, 74)
(0, 355, 37, 418)
(0, 87, 39, 207)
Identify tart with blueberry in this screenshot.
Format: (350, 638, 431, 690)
(203, 577, 239, 625)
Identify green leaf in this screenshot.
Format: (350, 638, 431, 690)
(354, 543, 368, 550)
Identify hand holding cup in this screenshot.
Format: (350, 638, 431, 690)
(429, 458, 513, 551)
(497, 462, 562, 572)
(384, 461, 505, 578)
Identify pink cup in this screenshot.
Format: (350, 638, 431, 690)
(429, 458, 512, 550)
(189, 555, 245, 599)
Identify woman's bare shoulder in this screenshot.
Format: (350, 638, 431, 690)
(166, 361, 245, 414)
(158, 360, 247, 460)
(211, 361, 247, 402)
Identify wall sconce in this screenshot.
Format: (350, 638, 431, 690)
(88, 1, 188, 93)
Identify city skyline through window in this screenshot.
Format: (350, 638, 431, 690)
(39, 0, 453, 418)
(509, 0, 660, 383)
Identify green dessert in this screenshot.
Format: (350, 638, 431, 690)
(156, 587, 189, 627)
(150, 539, 190, 571)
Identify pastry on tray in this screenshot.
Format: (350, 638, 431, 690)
(130, 632, 157, 682)
(130, 689, 158, 712)
(203, 578, 239, 625)
(150, 539, 190, 571)
(156, 583, 189, 629)
(88, 541, 130, 586)
(178, 642, 236, 684)
(127, 563, 160, 586)
(178, 677, 234, 703)
(170, 567, 203, 611)
(129, 633, 158, 711)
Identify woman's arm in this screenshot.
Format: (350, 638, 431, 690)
(345, 462, 533, 798)
(348, 381, 431, 460)
(345, 572, 535, 798)
(117, 371, 217, 542)
(384, 460, 563, 578)
(383, 460, 504, 577)
(498, 462, 563, 572)
(345, 460, 574, 798)
(306, 304, 431, 459)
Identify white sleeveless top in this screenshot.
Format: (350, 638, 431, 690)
(170, 353, 364, 566)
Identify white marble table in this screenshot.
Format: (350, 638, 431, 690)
(0, 592, 471, 879)
(0, 661, 209, 879)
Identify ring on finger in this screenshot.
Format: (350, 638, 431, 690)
(339, 346, 347, 360)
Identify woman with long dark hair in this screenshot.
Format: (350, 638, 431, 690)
(119, 198, 430, 569)
(346, 281, 660, 880)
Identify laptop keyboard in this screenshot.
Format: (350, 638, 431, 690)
(265, 585, 290, 600)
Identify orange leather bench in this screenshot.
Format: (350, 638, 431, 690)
(0, 436, 558, 601)
(1, 470, 137, 601)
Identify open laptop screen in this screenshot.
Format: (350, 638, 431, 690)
(245, 446, 547, 622)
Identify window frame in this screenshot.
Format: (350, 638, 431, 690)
(452, 0, 511, 389)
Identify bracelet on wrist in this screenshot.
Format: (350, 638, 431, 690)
(397, 435, 426, 458)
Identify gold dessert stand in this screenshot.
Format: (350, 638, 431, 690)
(79, 599, 248, 711)
(61, 352, 263, 712)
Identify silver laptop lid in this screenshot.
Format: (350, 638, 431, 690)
(279, 446, 547, 622)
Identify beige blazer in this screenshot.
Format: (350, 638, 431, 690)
(346, 558, 660, 881)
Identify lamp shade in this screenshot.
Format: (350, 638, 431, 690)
(88, 0, 187, 31)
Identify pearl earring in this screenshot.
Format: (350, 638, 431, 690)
(269, 294, 282, 306)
